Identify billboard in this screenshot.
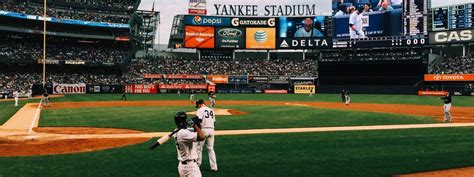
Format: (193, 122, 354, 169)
(294, 85, 316, 94)
(246, 28, 276, 49)
(185, 26, 215, 48)
(215, 27, 245, 48)
(189, 0, 207, 15)
(53, 83, 86, 94)
(231, 17, 277, 27)
(124, 84, 158, 94)
(184, 15, 231, 26)
(424, 74, 474, 81)
(429, 29, 474, 44)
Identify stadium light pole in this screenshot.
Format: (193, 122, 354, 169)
(42, 0, 47, 88)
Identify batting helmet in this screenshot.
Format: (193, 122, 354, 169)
(174, 111, 187, 128)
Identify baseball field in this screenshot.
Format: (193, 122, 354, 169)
(1, 94, 474, 177)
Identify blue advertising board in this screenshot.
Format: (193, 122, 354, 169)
(185, 15, 231, 26)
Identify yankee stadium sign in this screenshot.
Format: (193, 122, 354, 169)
(207, 0, 332, 16)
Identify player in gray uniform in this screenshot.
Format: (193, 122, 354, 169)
(439, 93, 452, 123)
(208, 91, 216, 108)
(172, 111, 205, 177)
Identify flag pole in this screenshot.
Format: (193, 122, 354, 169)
(42, 0, 47, 88)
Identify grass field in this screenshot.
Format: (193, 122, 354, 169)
(1, 128, 474, 176)
(1, 94, 474, 176)
(40, 105, 437, 132)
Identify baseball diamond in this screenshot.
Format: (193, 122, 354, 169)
(1, 0, 474, 176)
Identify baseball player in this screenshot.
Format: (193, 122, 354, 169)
(349, 6, 366, 39)
(439, 92, 452, 123)
(121, 91, 127, 100)
(344, 90, 351, 106)
(208, 91, 216, 108)
(172, 111, 206, 177)
(341, 89, 346, 103)
(195, 99, 218, 172)
(13, 90, 19, 107)
(189, 90, 195, 104)
(43, 89, 49, 106)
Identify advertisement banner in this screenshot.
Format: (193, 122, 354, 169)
(231, 17, 276, 27)
(429, 29, 474, 44)
(418, 91, 448, 96)
(164, 74, 202, 79)
(184, 15, 231, 26)
(125, 84, 158, 94)
(53, 83, 86, 94)
(424, 74, 474, 82)
(264, 89, 288, 94)
(249, 76, 269, 83)
(185, 26, 215, 48)
(228, 75, 248, 84)
(246, 28, 276, 49)
(215, 27, 245, 49)
(86, 85, 122, 93)
(143, 74, 163, 79)
(189, 0, 207, 15)
(277, 38, 332, 49)
(294, 85, 316, 94)
(269, 76, 289, 84)
(207, 75, 228, 84)
(158, 84, 208, 90)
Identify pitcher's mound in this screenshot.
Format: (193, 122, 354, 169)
(187, 109, 248, 116)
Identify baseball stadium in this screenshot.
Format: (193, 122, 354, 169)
(0, 0, 474, 176)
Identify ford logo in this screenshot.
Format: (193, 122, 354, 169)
(218, 28, 242, 37)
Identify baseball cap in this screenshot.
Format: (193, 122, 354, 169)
(195, 99, 205, 108)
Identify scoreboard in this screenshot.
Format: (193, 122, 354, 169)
(433, 3, 473, 31)
(403, 0, 428, 35)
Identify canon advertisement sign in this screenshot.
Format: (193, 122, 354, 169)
(53, 83, 86, 94)
(429, 29, 474, 44)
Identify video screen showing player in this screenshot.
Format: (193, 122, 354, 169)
(279, 16, 327, 38)
(331, 0, 405, 38)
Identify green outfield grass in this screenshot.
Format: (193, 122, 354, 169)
(1, 127, 474, 177)
(51, 94, 474, 107)
(39, 105, 437, 132)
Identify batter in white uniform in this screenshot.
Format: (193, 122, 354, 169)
(195, 99, 218, 172)
(172, 111, 205, 177)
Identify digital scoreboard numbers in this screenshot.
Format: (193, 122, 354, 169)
(403, 0, 427, 35)
(433, 3, 473, 31)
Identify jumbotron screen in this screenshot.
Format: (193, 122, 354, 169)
(183, 0, 430, 50)
(432, 3, 473, 31)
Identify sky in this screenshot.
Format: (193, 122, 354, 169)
(139, 0, 474, 45)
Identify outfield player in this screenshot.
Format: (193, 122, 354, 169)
(349, 6, 366, 39)
(189, 90, 195, 104)
(195, 99, 218, 172)
(43, 89, 49, 106)
(344, 90, 351, 106)
(208, 91, 216, 108)
(13, 90, 19, 107)
(341, 89, 346, 103)
(172, 111, 205, 177)
(439, 92, 452, 123)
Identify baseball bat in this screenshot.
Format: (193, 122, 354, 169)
(150, 128, 181, 150)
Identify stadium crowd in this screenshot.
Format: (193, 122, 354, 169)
(0, 35, 128, 63)
(0, 2, 130, 24)
(321, 49, 427, 62)
(432, 54, 473, 74)
(129, 57, 317, 76)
